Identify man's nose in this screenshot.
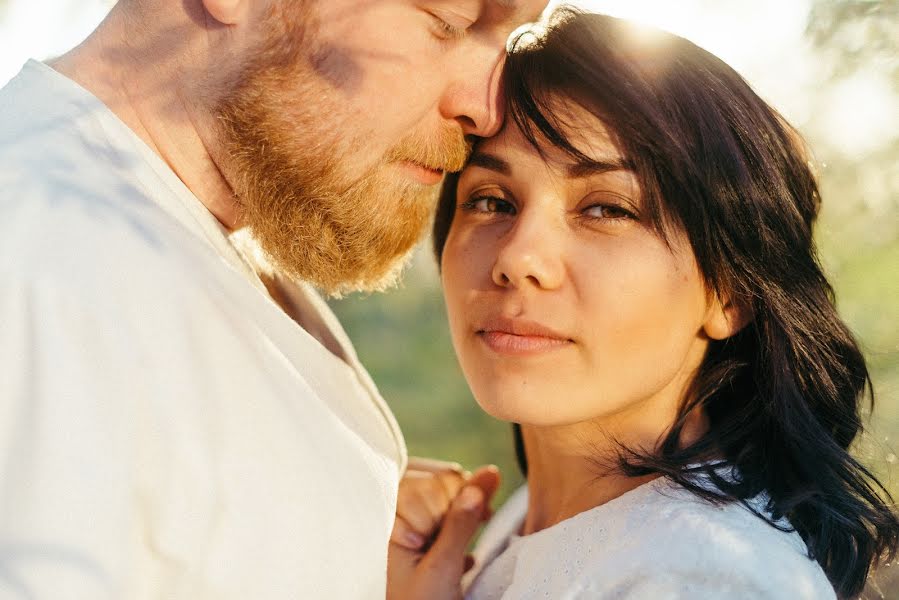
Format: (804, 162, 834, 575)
(439, 47, 505, 138)
(491, 213, 564, 291)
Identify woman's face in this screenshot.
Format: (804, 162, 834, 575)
(441, 105, 734, 430)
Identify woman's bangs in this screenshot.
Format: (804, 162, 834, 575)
(504, 45, 687, 254)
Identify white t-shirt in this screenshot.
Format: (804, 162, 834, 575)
(0, 60, 407, 599)
(465, 478, 837, 599)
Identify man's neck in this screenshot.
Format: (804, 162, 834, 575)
(49, 0, 241, 229)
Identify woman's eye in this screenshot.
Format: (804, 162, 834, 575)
(461, 196, 516, 215)
(582, 204, 635, 221)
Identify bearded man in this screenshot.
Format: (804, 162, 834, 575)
(0, 1, 545, 598)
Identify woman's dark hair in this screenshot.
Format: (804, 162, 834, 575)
(433, 8, 898, 598)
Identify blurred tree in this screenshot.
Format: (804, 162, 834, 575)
(808, 0, 898, 83)
(804, 0, 899, 475)
(798, 2, 897, 597)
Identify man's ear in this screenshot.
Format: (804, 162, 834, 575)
(703, 292, 753, 341)
(202, 0, 249, 25)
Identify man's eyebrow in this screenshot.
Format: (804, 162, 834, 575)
(468, 151, 512, 175)
(566, 158, 635, 179)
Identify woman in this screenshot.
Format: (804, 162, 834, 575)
(389, 8, 898, 599)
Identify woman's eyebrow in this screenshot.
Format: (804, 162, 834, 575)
(566, 157, 635, 179)
(468, 151, 511, 175)
(467, 152, 634, 178)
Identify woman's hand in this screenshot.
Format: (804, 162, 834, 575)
(387, 458, 500, 600)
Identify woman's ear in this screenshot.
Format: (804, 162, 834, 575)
(703, 292, 753, 341)
(202, 0, 249, 25)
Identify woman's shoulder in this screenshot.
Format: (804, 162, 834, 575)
(595, 478, 835, 597)
(469, 479, 836, 599)
(630, 476, 806, 554)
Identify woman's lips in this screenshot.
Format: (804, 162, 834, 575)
(475, 317, 573, 356)
(478, 331, 572, 355)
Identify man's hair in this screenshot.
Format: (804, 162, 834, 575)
(433, 8, 899, 597)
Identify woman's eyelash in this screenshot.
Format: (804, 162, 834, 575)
(459, 195, 637, 222)
(581, 204, 638, 221)
(460, 196, 515, 214)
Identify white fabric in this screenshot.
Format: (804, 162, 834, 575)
(0, 60, 407, 599)
(465, 479, 837, 599)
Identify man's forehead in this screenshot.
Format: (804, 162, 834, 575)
(485, 0, 549, 27)
(474, 0, 548, 27)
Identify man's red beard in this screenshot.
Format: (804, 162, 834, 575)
(213, 5, 470, 295)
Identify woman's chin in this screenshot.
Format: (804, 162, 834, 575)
(473, 399, 522, 424)
(472, 390, 582, 428)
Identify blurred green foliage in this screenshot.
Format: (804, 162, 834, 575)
(806, 0, 899, 497)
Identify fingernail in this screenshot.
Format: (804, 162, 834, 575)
(458, 486, 482, 512)
(405, 531, 425, 549)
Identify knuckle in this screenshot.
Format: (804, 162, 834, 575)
(437, 471, 466, 493)
(396, 485, 416, 506)
(424, 476, 446, 498)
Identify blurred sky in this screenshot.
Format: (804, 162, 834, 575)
(1, 1, 811, 100)
(0, 0, 893, 165)
(0, 0, 112, 84)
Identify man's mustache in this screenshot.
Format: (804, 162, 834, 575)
(385, 125, 473, 174)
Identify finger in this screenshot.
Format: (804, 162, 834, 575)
(433, 469, 468, 505)
(467, 465, 501, 520)
(405, 468, 468, 508)
(397, 473, 455, 535)
(396, 492, 444, 536)
(407, 457, 465, 475)
(425, 485, 485, 566)
(468, 465, 501, 498)
(391, 514, 427, 550)
(396, 466, 498, 540)
(387, 541, 422, 600)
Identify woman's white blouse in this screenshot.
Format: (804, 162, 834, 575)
(465, 478, 836, 599)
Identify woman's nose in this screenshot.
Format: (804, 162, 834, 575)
(491, 216, 564, 291)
